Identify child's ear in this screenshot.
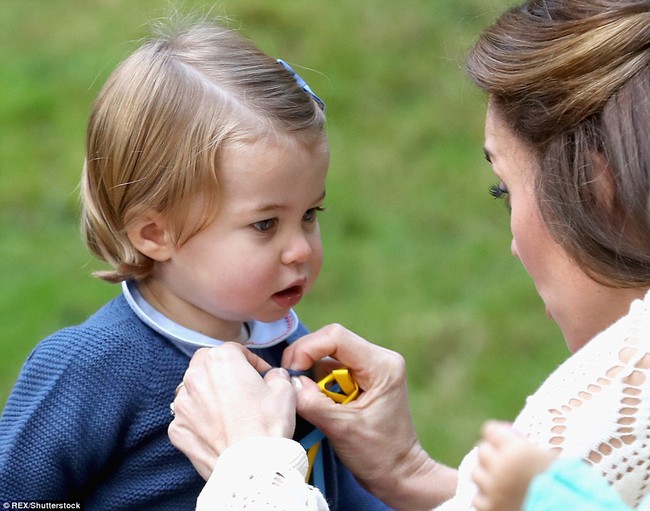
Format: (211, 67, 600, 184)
(126, 212, 175, 262)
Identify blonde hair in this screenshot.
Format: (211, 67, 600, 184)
(82, 17, 326, 283)
(467, 0, 650, 286)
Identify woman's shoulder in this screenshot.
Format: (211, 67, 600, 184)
(515, 289, 650, 443)
(629, 289, 650, 344)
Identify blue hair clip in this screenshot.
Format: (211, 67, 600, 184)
(277, 59, 325, 111)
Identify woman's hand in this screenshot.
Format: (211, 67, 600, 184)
(283, 324, 457, 511)
(168, 343, 296, 480)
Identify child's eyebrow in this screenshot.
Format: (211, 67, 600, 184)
(252, 190, 327, 212)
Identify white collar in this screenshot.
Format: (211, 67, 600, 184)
(122, 280, 299, 357)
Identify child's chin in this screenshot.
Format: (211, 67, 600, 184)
(255, 308, 292, 324)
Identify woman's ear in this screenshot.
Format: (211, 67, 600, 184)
(126, 212, 175, 262)
(591, 152, 615, 206)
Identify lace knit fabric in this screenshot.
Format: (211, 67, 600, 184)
(198, 437, 329, 511)
(442, 290, 650, 511)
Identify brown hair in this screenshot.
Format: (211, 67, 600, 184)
(467, 0, 650, 286)
(82, 16, 326, 283)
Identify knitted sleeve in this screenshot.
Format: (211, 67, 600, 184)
(0, 324, 149, 500)
(197, 437, 329, 511)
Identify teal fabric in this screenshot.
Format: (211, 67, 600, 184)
(525, 459, 650, 511)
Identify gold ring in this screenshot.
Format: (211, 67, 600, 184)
(174, 381, 185, 399)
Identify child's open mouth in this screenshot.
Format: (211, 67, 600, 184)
(272, 285, 304, 309)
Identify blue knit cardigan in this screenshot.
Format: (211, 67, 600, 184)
(0, 295, 390, 510)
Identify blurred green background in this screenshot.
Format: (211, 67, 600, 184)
(0, 0, 567, 467)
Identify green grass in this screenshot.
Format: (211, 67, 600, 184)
(0, 0, 567, 467)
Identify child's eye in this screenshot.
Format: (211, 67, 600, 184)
(303, 207, 327, 223)
(489, 183, 509, 200)
(252, 218, 277, 232)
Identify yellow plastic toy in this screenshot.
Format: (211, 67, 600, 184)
(304, 368, 359, 484)
(317, 368, 359, 404)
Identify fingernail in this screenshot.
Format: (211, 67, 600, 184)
(291, 376, 303, 392)
(276, 368, 289, 379)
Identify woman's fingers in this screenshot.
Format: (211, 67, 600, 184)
(169, 344, 296, 479)
(283, 324, 445, 508)
(283, 324, 377, 374)
(283, 323, 407, 392)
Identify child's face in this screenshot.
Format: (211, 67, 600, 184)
(151, 135, 329, 340)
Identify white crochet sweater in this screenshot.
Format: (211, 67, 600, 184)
(444, 289, 650, 510)
(197, 291, 650, 511)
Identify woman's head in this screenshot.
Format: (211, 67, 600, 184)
(82, 16, 327, 283)
(483, 101, 645, 350)
(467, 0, 650, 288)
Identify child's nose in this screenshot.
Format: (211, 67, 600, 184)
(281, 231, 313, 265)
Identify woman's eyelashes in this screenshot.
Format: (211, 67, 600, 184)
(489, 183, 511, 213)
(489, 182, 508, 200)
